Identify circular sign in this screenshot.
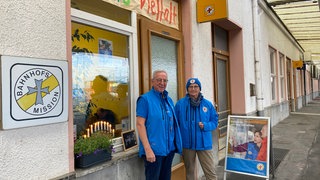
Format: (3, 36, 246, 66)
(14, 68, 61, 116)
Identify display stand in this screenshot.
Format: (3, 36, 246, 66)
(223, 115, 273, 180)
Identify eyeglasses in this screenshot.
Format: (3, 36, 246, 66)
(154, 78, 168, 83)
(188, 85, 199, 89)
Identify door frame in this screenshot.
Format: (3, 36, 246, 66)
(139, 16, 184, 97)
(213, 51, 231, 151)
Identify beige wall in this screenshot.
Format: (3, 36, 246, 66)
(0, 0, 70, 179)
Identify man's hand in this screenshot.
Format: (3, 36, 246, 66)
(199, 122, 204, 129)
(145, 148, 156, 162)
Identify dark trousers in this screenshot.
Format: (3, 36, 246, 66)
(143, 151, 175, 180)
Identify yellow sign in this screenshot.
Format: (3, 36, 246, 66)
(197, 0, 227, 23)
(292, 60, 303, 68)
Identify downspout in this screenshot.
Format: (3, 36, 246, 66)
(253, 0, 264, 116)
(303, 64, 307, 106)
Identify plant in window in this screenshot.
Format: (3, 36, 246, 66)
(74, 131, 114, 168)
(74, 131, 113, 156)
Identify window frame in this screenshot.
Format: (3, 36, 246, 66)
(71, 8, 139, 137)
(279, 53, 285, 101)
(269, 47, 278, 103)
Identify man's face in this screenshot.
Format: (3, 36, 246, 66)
(152, 72, 168, 93)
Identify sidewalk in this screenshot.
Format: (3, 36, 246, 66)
(216, 96, 320, 180)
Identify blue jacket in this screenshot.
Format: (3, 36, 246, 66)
(245, 142, 260, 160)
(136, 88, 182, 157)
(175, 95, 218, 150)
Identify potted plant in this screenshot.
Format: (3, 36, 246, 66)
(74, 131, 113, 168)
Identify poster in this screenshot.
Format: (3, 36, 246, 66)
(99, 38, 113, 56)
(225, 115, 270, 178)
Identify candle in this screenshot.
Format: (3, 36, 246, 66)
(104, 122, 107, 131)
(109, 124, 112, 132)
(83, 135, 87, 139)
(90, 125, 93, 134)
(112, 129, 115, 137)
(87, 128, 90, 137)
(94, 123, 97, 132)
(107, 122, 109, 131)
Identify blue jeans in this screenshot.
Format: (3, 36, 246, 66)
(143, 151, 175, 180)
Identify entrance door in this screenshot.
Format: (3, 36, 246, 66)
(139, 16, 185, 179)
(212, 24, 231, 160)
(213, 53, 230, 156)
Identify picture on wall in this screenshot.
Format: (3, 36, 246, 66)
(224, 115, 270, 178)
(99, 38, 113, 55)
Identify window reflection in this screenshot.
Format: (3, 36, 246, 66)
(72, 22, 130, 138)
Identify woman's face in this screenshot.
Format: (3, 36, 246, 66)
(253, 132, 262, 143)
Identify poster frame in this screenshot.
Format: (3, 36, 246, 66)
(224, 115, 271, 179)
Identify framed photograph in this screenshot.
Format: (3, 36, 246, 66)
(121, 129, 138, 151)
(98, 38, 113, 55)
(224, 115, 270, 179)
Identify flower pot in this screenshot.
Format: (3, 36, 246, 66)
(75, 149, 112, 168)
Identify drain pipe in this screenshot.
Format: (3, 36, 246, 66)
(253, 0, 264, 116)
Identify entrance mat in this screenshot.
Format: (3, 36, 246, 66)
(269, 148, 289, 175)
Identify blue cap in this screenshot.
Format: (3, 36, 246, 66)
(186, 78, 201, 91)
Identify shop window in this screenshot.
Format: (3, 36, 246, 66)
(72, 22, 130, 138)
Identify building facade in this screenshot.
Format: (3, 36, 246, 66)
(0, 0, 318, 179)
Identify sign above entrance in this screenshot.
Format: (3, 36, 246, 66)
(0, 56, 68, 129)
(103, 0, 179, 30)
(197, 0, 228, 23)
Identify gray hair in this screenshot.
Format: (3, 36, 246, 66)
(152, 70, 167, 79)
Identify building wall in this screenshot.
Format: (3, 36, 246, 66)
(0, 0, 69, 179)
(259, 2, 302, 109)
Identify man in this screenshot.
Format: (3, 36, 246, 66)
(175, 78, 218, 180)
(256, 124, 268, 161)
(136, 70, 182, 180)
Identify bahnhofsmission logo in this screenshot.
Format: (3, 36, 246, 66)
(14, 68, 61, 116)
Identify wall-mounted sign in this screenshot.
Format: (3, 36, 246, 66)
(197, 0, 228, 23)
(1, 56, 68, 129)
(292, 60, 303, 69)
(103, 0, 179, 30)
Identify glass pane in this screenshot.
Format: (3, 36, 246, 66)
(214, 25, 228, 51)
(217, 59, 228, 111)
(271, 76, 276, 100)
(151, 35, 178, 102)
(72, 22, 130, 139)
(71, 0, 131, 25)
(270, 48, 275, 74)
(150, 34, 180, 166)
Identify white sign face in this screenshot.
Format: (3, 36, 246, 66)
(1, 56, 68, 129)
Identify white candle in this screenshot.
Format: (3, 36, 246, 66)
(90, 125, 93, 134)
(109, 124, 112, 132)
(87, 128, 90, 137)
(107, 122, 109, 131)
(104, 122, 106, 131)
(112, 129, 115, 137)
